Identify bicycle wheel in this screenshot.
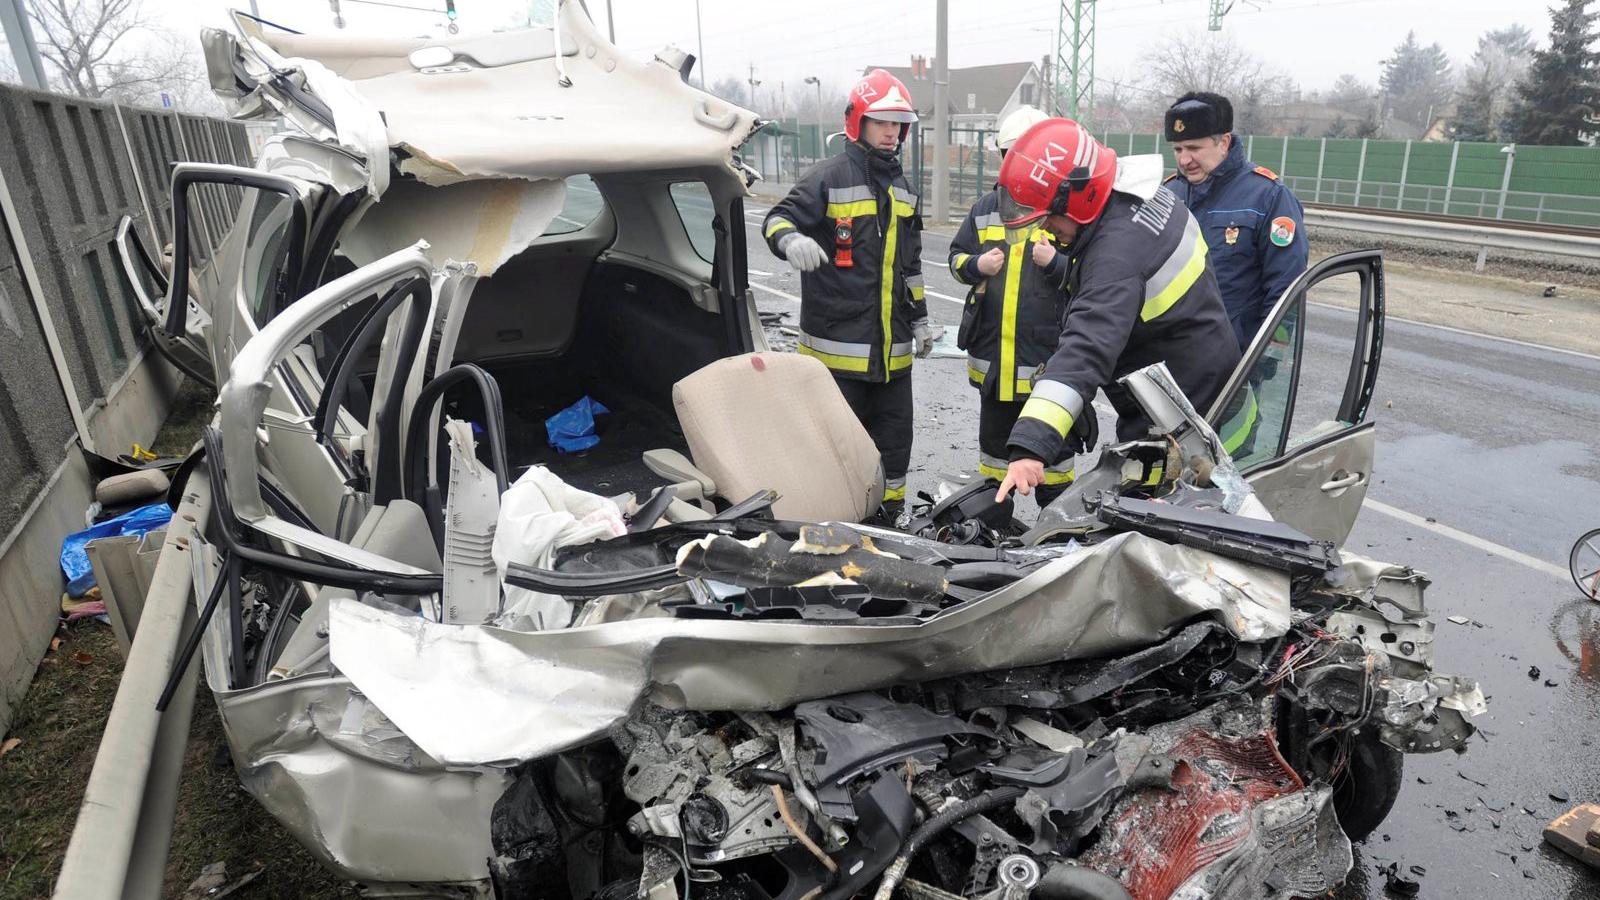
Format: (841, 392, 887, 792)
(1572, 528, 1600, 601)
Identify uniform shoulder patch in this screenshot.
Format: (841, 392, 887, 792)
(1252, 165, 1280, 181)
(1162, 171, 1180, 184)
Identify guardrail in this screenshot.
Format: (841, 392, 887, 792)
(1305, 207, 1600, 271)
(53, 476, 209, 900)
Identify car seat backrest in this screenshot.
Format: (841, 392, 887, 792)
(673, 353, 883, 523)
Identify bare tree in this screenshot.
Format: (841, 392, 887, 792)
(29, 0, 150, 98)
(26, 0, 217, 112)
(1135, 30, 1297, 134)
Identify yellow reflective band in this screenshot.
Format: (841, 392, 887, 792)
(978, 461, 1008, 481)
(889, 352, 914, 372)
(825, 199, 877, 218)
(881, 187, 900, 380)
(910, 285, 925, 301)
(764, 218, 796, 239)
(1019, 395, 1075, 437)
(1017, 379, 1032, 394)
(1221, 389, 1260, 455)
(1041, 467, 1077, 485)
(967, 365, 986, 384)
(796, 343, 870, 373)
(892, 200, 915, 218)
(977, 225, 1007, 242)
(998, 238, 1027, 402)
(1142, 463, 1165, 486)
(883, 484, 907, 501)
(1141, 232, 1208, 322)
(951, 253, 970, 279)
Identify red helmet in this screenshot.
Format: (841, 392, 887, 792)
(845, 69, 919, 143)
(996, 118, 1117, 226)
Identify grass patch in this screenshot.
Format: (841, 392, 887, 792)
(0, 377, 353, 899)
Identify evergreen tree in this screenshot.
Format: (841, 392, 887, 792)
(1508, 0, 1600, 145)
(1380, 31, 1455, 131)
(1456, 25, 1538, 141)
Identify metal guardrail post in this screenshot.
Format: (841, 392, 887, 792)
(54, 475, 211, 900)
(1495, 143, 1516, 222)
(1354, 138, 1368, 207)
(1443, 140, 1460, 215)
(1315, 138, 1326, 203)
(1279, 138, 1288, 179)
(1397, 139, 1412, 211)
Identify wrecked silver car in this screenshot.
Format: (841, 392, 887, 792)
(126, 4, 1481, 899)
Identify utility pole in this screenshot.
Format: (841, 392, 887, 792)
(932, 0, 949, 223)
(747, 63, 761, 111)
(805, 75, 823, 160)
(1, 0, 49, 90)
(1207, 0, 1229, 31)
(1054, 0, 1096, 123)
(694, 0, 705, 87)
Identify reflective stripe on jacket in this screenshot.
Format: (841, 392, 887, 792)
(1007, 187, 1241, 463)
(948, 189, 1068, 401)
(762, 142, 926, 382)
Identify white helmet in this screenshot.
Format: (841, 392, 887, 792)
(994, 105, 1050, 152)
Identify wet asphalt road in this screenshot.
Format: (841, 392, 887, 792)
(739, 201, 1600, 899)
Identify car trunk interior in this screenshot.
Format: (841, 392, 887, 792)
(438, 254, 733, 498)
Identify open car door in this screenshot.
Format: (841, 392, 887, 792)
(1207, 249, 1384, 546)
(114, 215, 216, 388)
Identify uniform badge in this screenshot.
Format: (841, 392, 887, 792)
(1269, 216, 1296, 247)
(1224, 226, 1239, 245)
(1173, 118, 1186, 133)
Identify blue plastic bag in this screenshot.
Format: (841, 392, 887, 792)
(545, 396, 610, 453)
(60, 502, 173, 597)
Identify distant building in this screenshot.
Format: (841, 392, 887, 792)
(865, 59, 1046, 145)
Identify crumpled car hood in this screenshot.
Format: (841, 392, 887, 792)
(329, 530, 1290, 766)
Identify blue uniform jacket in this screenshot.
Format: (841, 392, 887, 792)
(1166, 136, 1307, 349)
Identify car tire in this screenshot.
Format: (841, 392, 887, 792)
(1328, 730, 1404, 842)
(1277, 699, 1405, 843)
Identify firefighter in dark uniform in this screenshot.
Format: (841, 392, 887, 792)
(947, 106, 1083, 503)
(989, 118, 1242, 502)
(1163, 92, 1308, 350)
(762, 69, 934, 519)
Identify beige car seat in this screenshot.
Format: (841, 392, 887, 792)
(655, 352, 885, 523)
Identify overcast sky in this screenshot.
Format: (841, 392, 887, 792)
(178, 0, 1551, 106)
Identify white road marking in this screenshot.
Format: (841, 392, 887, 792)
(1362, 498, 1568, 581)
(750, 282, 801, 303)
(748, 267, 771, 277)
(1310, 301, 1600, 363)
(926, 290, 963, 305)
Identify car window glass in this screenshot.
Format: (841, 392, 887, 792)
(670, 181, 716, 263)
(241, 189, 295, 327)
(1285, 270, 1364, 451)
(1218, 300, 1300, 470)
(545, 174, 606, 235)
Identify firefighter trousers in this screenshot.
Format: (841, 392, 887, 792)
(835, 375, 913, 512)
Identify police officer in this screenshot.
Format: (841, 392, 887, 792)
(1163, 92, 1307, 350)
(762, 69, 934, 519)
(947, 105, 1080, 504)
(988, 118, 1242, 502)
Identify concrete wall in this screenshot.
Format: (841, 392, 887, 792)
(0, 84, 254, 737)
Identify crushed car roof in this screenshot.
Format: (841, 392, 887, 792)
(230, 4, 761, 186)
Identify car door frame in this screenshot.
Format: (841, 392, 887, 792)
(1206, 248, 1385, 544)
